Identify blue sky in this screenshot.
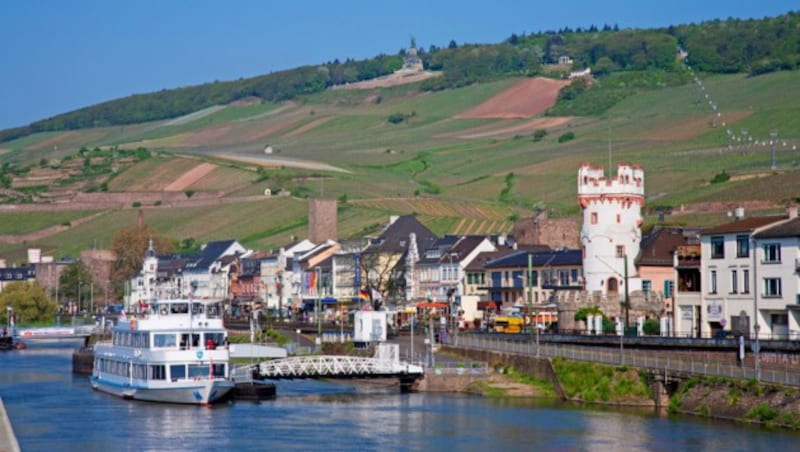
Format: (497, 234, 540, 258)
(0, 0, 794, 130)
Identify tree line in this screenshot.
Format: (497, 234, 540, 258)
(1, 11, 797, 143)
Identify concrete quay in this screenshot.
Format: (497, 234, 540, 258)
(0, 395, 20, 452)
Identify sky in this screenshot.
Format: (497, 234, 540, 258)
(0, 0, 795, 130)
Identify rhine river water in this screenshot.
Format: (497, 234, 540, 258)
(2, 343, 799, 451)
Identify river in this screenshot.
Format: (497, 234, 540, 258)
(1, 343, 798, 451)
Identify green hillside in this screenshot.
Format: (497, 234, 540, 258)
(0, 12, 799, 261)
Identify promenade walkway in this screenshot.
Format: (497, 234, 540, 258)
(0, 395, 20, 452)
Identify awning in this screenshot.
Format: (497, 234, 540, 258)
(416, 302, 447, 309)
(478, 301, 499, 310)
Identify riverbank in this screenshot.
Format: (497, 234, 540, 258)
(442, 345, 800, 429)
(670, 376, 800, 428)
(0, 394, 21, 452)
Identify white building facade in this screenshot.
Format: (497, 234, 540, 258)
(578, 163, 644, 298)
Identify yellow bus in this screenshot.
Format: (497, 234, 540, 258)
(494, 315, 524, 334)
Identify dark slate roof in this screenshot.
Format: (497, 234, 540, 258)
(0, 266, 36, 281)
(186, 240, 237, 270)
(449, 235, 487, 256)
(636, 227, 693, 267)
(371, 215, 437, 254)
(419, 236, 462, 264)
(465, 249, 518, 272)
(702, 216, 784, 235)
(157, 256, 188, 279)
(485, 249, 582, 268)
(754, 217, 800, 238)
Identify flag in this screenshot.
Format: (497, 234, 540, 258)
(358, 289, 369, 301)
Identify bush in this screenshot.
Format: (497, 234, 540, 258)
(558, 132, 575, 143)
(643, 319, 660, 335)
(132, 201, 141, 208)
(532, 129, 547, 142)
(387, 113, 406, 124)
(710, 170, 730, 184)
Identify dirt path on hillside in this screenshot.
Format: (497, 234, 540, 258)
(164, 162, 217, 191)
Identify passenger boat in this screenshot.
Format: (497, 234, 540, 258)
(90, 298, 234, 405)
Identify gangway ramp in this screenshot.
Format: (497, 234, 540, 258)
(235, 344, 424, 392)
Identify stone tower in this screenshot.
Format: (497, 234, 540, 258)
(308, 198, 338, 244)
(578, 163, 644, 297)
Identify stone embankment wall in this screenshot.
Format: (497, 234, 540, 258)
(438, 345, 566, 399)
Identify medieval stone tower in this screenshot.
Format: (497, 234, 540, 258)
(308, 198, 338, 244)
(578, 163, 644, 297)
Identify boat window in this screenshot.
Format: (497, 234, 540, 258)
(150, 365, 166, 380)
(205, 333, 224, 349)
(207, 303, 221, 318)
(133, 364, 147, 379)
(170, 364, 186, 381)
(154, 334, 177, 348)
(188, 364, 209, 378)
(211, 363, 225, 378)
(191, 303, 205, 315)
(171, 303, 189, 314)
(179, 333, 201, 349)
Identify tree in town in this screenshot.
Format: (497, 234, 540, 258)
(0, 281, 57, 324)
(58, 261, 99, 312)
(110, 224, 174, 296)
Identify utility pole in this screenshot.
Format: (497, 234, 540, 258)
(316, 267, 322, 344)
(624, 254, 629, 330)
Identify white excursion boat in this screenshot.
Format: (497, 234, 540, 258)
(90, 298, 234, 405)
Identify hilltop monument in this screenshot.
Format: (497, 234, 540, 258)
(400, 36, 423, 73)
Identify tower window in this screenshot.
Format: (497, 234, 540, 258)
(590, 212, 598, 224)
(616, 214, 621, 223)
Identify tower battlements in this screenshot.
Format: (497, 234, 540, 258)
(577, 163, 644, 199)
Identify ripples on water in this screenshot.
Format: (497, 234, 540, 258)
(2, 346, 799, 451)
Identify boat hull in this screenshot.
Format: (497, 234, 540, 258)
(90, 376, 233, 405)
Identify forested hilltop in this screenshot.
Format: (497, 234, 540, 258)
(2, 11, 797, 143)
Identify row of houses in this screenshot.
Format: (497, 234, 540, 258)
(3, 164, 799, 340)
(123, 215, 583, 328)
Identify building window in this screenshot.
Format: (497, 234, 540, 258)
(591, 212, 598, 224)
(730, 269, 737, 294)
(642, 280, 652, 293)
(711, 236, 724, 259)
(570, 269, 578, 283)
(742, 269, 750, 294)
(530, 271, 538, 287)
(736, 235, 750, 258)
(709, 270, 717, 294)
(664, 280, 674, 298)
(763, 277, 782, 297)
(616, 245, 625, 258)
(559, 270, 569, 286)
(763, 243, 781, 263)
